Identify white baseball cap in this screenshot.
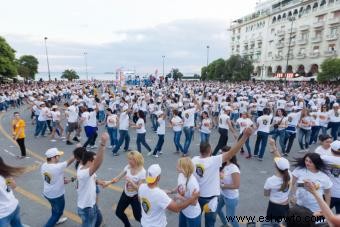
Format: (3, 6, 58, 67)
(122, 105, 129, 111)
(146, 164, 161, 184)
(45, 148, 64, 158)
(274, 157, 290, 171)
(333, 103, 339, 107)
(331, 140, 340, 152)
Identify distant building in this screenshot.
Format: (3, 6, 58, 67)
(229, 0, 340, 80)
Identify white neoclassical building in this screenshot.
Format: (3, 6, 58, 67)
(229, 0, 340, 80)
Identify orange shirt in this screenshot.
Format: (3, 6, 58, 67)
(12, 119, 25, 139)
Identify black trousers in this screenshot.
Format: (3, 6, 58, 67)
(16, 138, 26, 156)
(212, 128, 228, 155)
(115, 191, 141, 227)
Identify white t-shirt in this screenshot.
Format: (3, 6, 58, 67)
(119, 112, 129, 130)
(171, 116, 183, 132)
(276, 100, 287, 109)
(87, 111, 97, 127)
(292, 168, 332, 212)
(200, 118, 211, 134)
(177, 173, 201, 218)
(67, 105, 78, 123)
(264, 174, 291, 204)
(256, 115, 272, 133)
(41, 161, 67, 199)
(138, 184, 172, 227)
(315, 146, 332, 156)
(321, 155, 340, 198)
(107, 114, 118, 128)
(81, 112, 90, 126)
(220, 164, 240, 199)
(77, 167, 97, 209)
(136, 118, 146, 134)
(318, 112, 329, 127)
(192, 155, 223, 197)
(329, 109, 340, 122)
(183, 108, 195, 127)
(157, 118, 165, 135)
(236, 118, 253, 134)
(51, 110, 61, 122)
(124, 165, 146, 197)
(0, 176, 19, 218)
(218, 113, 230, 130)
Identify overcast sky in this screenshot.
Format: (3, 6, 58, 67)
(1, 0, 258, 75)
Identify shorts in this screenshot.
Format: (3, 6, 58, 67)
(68, 122, 79, 132)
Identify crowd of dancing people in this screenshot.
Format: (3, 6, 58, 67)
(0, 79, 340, 227)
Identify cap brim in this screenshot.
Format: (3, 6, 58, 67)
(57, 151, 64, 156)
(146, 176, 157, 184)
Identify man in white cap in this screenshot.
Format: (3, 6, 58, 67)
(320, 140, 340, 214)
(138, 164, 199, 227)
(328, 103, 340, 141)
(112, 105, 130, 155)
(64, 100, 80, 145)
(41, 148, 76, 226)
(150, 111, 165, 157)
(283, 106, 301, 156)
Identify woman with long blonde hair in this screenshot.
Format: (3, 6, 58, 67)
(104, 151, 146, 227)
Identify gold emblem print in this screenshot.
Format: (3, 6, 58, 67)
(196, 164, 205, 178)
(141, 198, 151, 214)
(44, 172, 52, 184)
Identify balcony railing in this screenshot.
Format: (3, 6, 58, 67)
(324, 50, 337, 57)
(287, 28, 297, 34)
(313, 21, 325, 28)
(309, 52, 320, 58)
(297, 39, 308, 45)
(328, 17, 340, 25)
(299, 25, 310, 31)
(276, 42, 284, 48)
(311, 36, 322, 43)
(296, 53, 306, 59)
(326, 34, 338, 41)
(286, 40, 296, 46)
(274, 55, 283, 61)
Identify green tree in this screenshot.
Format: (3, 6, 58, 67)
(17, 55, 39, 80)
(201, 66, 207, 81)
(61, 69, 79, 81)
(0, 36, 17, 78)
(171, 68, 183, 81)
(318, 58, 340, 82)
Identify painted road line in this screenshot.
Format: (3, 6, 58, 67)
(15, 186, 81, 224)
(4, 149, 16, 157)
(0, 113, 123, 192)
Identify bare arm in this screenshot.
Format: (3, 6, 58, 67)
(167, 190, 199, 213)
(89, 132, 109, 176)
(221, 172, 240, 190)
(268, 138, 281, 158)
(66, 156, 76, 167)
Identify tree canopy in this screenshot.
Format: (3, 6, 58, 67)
(318, 58, 340, 82)
(17, 55, 39, 80)
(61, 69, 79, 81)
(0, 36, 17, 78)
(201, 55, 253, 81)
(166, 68, 184, 81)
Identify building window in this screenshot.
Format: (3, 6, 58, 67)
(272, 16, 277, 23)
(313, 46, 320, 53)
(320, 0, 326, 7)
(328, 44, 336, 51)
(312, 2, 318, 11)
(305, 5, 311, 14)
(330, 27, 338, 35)
(317, 14, 325, 21)
(278, 15, 282, 21)
(299, 48, 306, 54)
(268, 52, 272, 58)
(293, 9, 298, 16)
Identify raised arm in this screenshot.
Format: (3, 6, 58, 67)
(89, 132, 109, 176)
(268, 137, 281, 158)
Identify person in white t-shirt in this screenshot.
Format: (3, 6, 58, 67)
(297, 109, 313, 152)
(199, 111, 212, 144)
(236, 112, 254, 159)
(0, 157, 27, 227)
(254, 108, 272, 161)
(50, 105, 64, 142)
(290, 153, 332, 213)
(216, 147, 241, 227)
(106, 108, 118, 150)
(113, 105, 131, 155)
(314, 134, 333, 156)
(151, 111, 166, 157)
(41, 148, 75, 226)
(328, 103, 340, 141)
(83, 107, 98, 149)
(319, 105, 330, 136)
(34, 102, 48, 137)
(263, 138, 291, 225)
(64, 101, 80, 145)
(77, 133, 109, 227)
(170, 109, 184, 154)
(103, 151, 146, 226)
(138, 164, 199, 227)
(132, 110, 152, 153)
(192, 128, 252, 227)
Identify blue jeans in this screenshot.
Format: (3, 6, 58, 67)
(298, 128, 311, 150)
(113, 130, 130, 154)
(107, 127, 118, 147)
(238, 133, 251, 156)
(271, 129, 286, 153)
(153, 135, 164, 155)
(173, 131, 184, 153)
(45, 195, 65, 227)
(150, 114, 158, 131)
(77, 205, 102, 227)
(200, 132, 210, 144)
(0, 205, 23, 227)
(179, 211, 201, 227)
(183, 127, 194, 154)
(97, 110, 105, 122)
(136, 133, 151, 153)
(320, 126, 328, 136)
(217, 195, 239, 227)
(254, 131, 269, 159)
(329, 122, 340, 141)
(34, 120, 47, 136)
(310, 126, 321, 145)
(198, 197, 217, 227)
(230, 112, 239, 122)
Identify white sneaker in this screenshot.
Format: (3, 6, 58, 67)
(107, 145, 113, 149)
(23, 224, 31, 227)
(50, 139, 56, 142)
(153, 154, 159, 158)
(298, 149, 306, 153)
(90, 145, 98, 149)
(60, 136, 66, 139)
(56, 217, 68, 225)
(159, 151, 163, 155)
(147, 151, 153, 156)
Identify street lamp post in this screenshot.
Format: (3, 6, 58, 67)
(262, 64, 265, 80)
(285, 16, 295, 84)
(206, 45, 210, 67)
(44, 37, 51, 81)
(162, 55, 165, 77)
(84, 52, 88, 80)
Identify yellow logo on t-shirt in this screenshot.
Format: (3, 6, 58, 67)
(44, 172, 52, 184)
(196, 164, 205, 178)
(141, 198, 151, 214)
(263, 119, 268, 125)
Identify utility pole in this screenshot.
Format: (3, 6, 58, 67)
(44, 37, 51, 81)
